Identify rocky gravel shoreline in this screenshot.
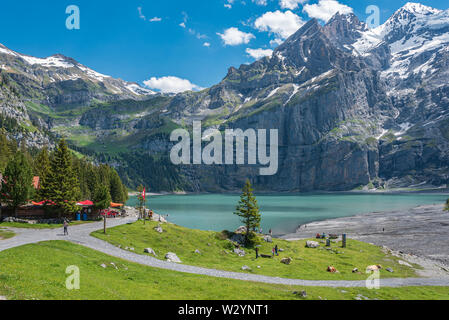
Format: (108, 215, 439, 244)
(281, 204, 449, 277)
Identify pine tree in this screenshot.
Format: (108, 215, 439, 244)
(34, 147, 51, 201)
(93, 184, 111, 211)
(0, 152, 34, 217)
(41, 139, 80, 216)
(109, 168, 127, 203)
(234, 179, 261, 246)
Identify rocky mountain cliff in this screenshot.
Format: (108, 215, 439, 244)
(1, 2, 448, 192)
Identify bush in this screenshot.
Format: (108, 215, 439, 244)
(215, 230, 232, 240)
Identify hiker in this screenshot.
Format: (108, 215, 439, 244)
(259, 227, 263, 234)
(149, 210, 154, 221)
(63, 219, 69, 236)
(275, 245, 279, 256)
(269, 229, 273, 236)
(255, 247, 259, 259)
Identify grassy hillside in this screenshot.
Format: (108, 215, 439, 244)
(0, 241, 448, 300)
(92, 220, 419, 281)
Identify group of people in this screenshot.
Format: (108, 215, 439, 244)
(255, 244, 279, 259)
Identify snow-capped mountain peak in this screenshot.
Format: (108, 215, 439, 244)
(400, 2, 442, 15)
(0, 42, 154, 99)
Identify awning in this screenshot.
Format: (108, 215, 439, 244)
(77, 200, 94, 206)
(110, 202, 124, 208)
(32, 200, 56, 206)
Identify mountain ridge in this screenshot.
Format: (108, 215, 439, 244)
(1, 2, 449, 192)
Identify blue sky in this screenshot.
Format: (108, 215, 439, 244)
(0, 0, 447, 92)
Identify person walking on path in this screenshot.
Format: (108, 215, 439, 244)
(63, 219, 69, 236)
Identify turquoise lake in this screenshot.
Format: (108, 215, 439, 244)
(126, 193, 448, 235)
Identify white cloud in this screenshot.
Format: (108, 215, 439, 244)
(254, 10, 305, 39)
(143, 76, 204, 94)
(253, 0, 268, 5)
(270, 38, 284, 46)
(137, 7, 145, 20)
(203, 42, 211, 47)
(179, 11, 188, 28)
(303, 0, 353, 22)
(246, 48, 273, 60)
(217, 27, 255, 46)
(149, 17, 162, 22)
(279, 0, 308, 10)
(225, 0, 234, 8)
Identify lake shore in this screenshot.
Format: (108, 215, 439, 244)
(128, 187, 449, 197)
(281, 204, 449, 270)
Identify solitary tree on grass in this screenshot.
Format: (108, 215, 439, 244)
(0, 152, 34, 217)
(93, 184, 112, 234)
(234, 179, 261, 246)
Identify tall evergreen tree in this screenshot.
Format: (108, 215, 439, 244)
(109, 168, 127, 203)
(0, 152, 34, 217)
(0, 131, 14, 172)
(234, 179, 261, 246)
(41, 139, 80, 216)
(34, 147, 51, 201)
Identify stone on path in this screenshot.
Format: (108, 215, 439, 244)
(165, 252, 182, 263)
(281, 257, 292, 265)
(144, 248, 157, 256)
(306, 240, 320, 248)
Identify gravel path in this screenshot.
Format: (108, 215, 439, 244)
(1, 217, 449, 288)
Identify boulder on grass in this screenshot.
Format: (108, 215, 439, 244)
(233, 248, 246, 257)
(235, 226, 247, 234)
(144, 248, 157, 256)
(366, 265, 382, 272)
(263, 235, 273, 243)
(306, 241, 320, 248)
(165, 252, 182, 263)
(241, 265, 251, 271)
(327, 266, 337, 273)
(281, 257, 292, 265)
(154, 226, 163, 233)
